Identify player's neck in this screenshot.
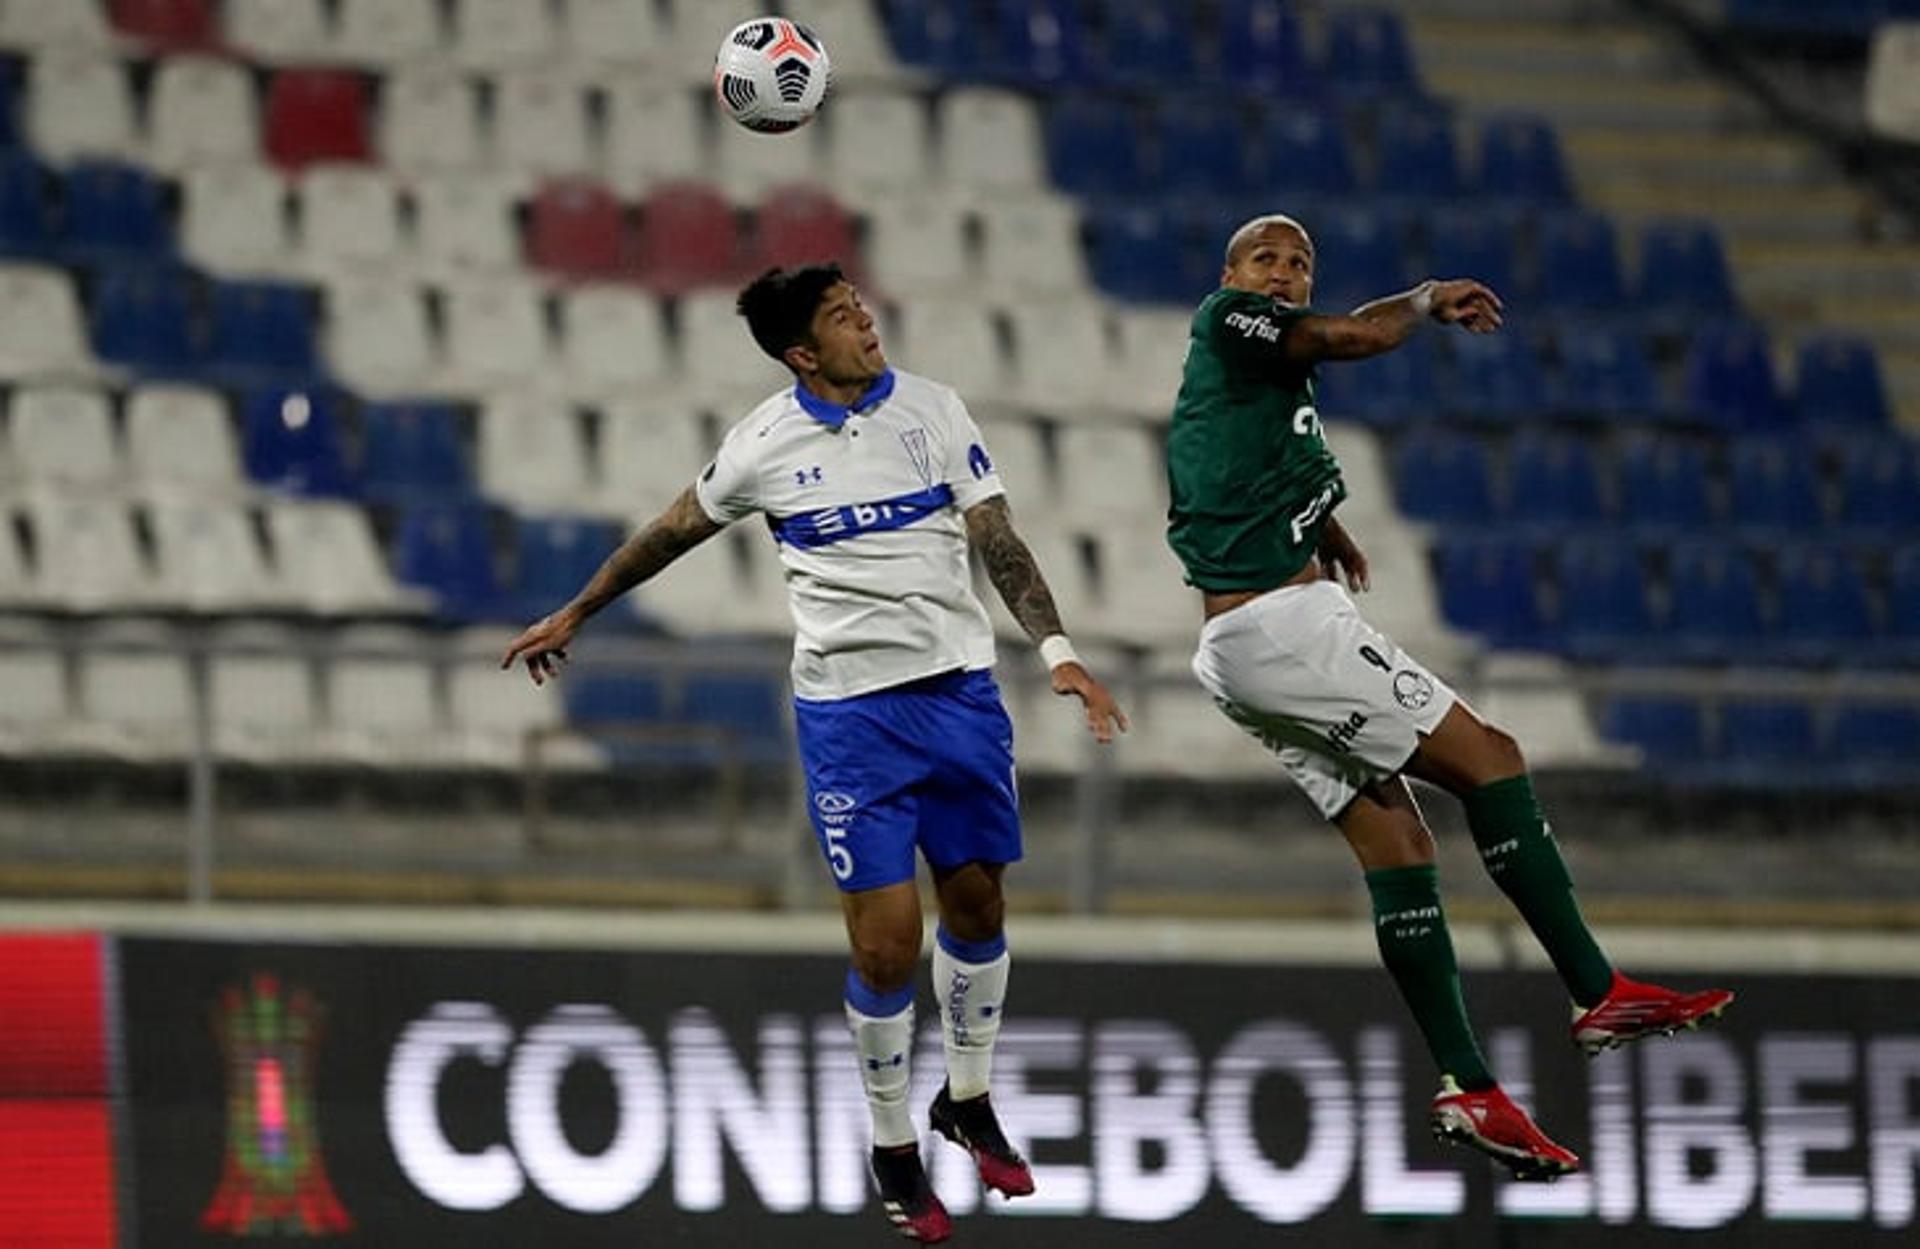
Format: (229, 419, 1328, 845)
(798, 372, 876, 409)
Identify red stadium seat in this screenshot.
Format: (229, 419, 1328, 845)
(526, 178, 629, 282)
(632, 181, 744, 296)
(110, 0, 219, 49)
(263, 70, 372, 170)
(752, 185, 862, 280)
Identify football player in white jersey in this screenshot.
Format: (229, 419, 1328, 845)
(504, 263, 1126, 1243)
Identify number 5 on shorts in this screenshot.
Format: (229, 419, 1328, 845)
(825, 825, 854, 880)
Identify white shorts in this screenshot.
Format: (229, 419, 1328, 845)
(1191, 580, 1459, 820)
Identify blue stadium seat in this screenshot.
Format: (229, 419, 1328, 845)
(1555, 536, 1655, 661)
(1506, 431, 1605, 530)
(1315, 331, 1436, 427)
(509, 515, 620, 618)
(1155, 101, 1248, 195)
(1725, 0, 1887, 37)
(1727, 438, 1823, 534)
(564, 672, 666, 723)
(1217, 0, 1315, 95)
(61, 160, 172, 262)
(207, 280, 319, 383)
(1684, 321, 1786, 431)
(391, 503, 499, 619)
(1534, 211, 1626, 313)
(241, 387, 354, 497)
(686, 672, 789, 764)
(1324, 7, 1419, 94)
(1835, 434, 1920, 533)
(1667, 540, 1766, 660)
(1393, 430, 1494, 524)
(1309, 208, 1410, 310)
(0, 62, 17, 150)
(1046, 94, 1148, 195)
(1104, 0, 1194, 85)
(90, 265, 201, 375)
(0, 149, 51, 256)
(1792, 335, 1890, 428)
(1825, 704, 1920, 787)
(1638, 219, 1736, 315)
(1424, 207, 1518, 297)
(1553, 325, 1665, 419)
(1772, 545, 1875, 665)
(361, 402, 468, 501)
(1374, 108, 1460, 198)
(1088, 203, 1198, 303)
(1884, 544, 1920, 663)
(1434, 535, 1543, 647)
(1475, 114, 1570, 203)
(991, 0, 1094, 87)
(1716, 700, 1817, 785)
(1445, 333, 1549, 424)
(882, 0, 980, 75)
(1255, 106, 1354, 195)
(1615, 433, 1714, 533)
(1598, 697, 1706, 765)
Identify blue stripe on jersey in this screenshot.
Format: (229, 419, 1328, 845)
(769, 483, 954, 549)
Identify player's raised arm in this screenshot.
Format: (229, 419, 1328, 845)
(963, 497, 1128, 742)
(1284, 278, 1506, 365)
(501, 485, 722, 684)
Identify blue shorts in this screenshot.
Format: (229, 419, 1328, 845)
(794, 668, 1022, 893)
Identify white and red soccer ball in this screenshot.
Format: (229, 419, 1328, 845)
(714, 16, 832, 134)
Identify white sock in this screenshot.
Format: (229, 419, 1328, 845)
(933, 928, 1010, 1102)
(844, 980, 916, 1148)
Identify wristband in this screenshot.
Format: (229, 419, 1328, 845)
(1409, 281, 1437, 318)
(1038, 634, 1080, 671)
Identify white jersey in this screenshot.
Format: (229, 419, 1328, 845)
(694, 368, 1005, 701)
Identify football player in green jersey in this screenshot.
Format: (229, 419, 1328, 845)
(1167, 214, 1734, 1181)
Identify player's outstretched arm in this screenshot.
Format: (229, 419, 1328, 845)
(501, 485, 722, 685)
(964, 497, 1129, 742)
(1284, 278, 1505, 365)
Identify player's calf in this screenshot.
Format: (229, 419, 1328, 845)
(1572, 971, 1735, 1056)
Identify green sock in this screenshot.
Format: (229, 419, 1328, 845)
(1366, 864, 1494, 1091)
(1463, 775, 1615, 1007)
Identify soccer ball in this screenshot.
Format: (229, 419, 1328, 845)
(714, 17, 831, 134)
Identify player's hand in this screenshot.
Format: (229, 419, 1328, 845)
(1051, 662, 1129, 744)
(502, 609, 581, 686)
(1319, 526, 1371, 593)
(1429, 279, 1504, 333)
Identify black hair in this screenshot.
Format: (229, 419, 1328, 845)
(735, 263, 847, 364)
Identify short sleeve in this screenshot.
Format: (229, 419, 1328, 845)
(1206, 291, 1314, 377)
(693, 425, 761, 525)
(941, 389, 1005, 511)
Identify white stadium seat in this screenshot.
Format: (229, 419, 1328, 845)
(599, 78, 705, 197)
(1002, 298, 1110, 413)
(409, 170, 520, 280)
(1126, 685, 1278, 781)
(440, 278, 554, 394)
(490, 67, 593, 184)
(894, 300, 1015, 408)
(1054, 424, 1166, 528)
(1867, 23, 1920, 142)
(0, 650, 73, 753)
(712, 103, 821, 200)
(148, 499, 296, 613)
(325, 657, 446, 765)
(779, 0, 901, 83)
(335, 0, 443, 66)
(297, 165, 404, 276)
(379, 66, 483, 174)
(30, 498, 167, 611)
(9, 385, 119, 492)
(938, 89, 1046, 195)
(597, 402, 713, 513)
(267, 500, 427, 615)
(557, 286, 676, 404)
(0, 511, 49, 607)
(662, 0, 765, 86)
(76, 652, 194, 761)
(978, 196, 1088, 300)
(1101, 308, 1191, 421)
(126, 385, 247, 497)
(450, 0, 557, 69)
(0, 0, 111, 49)
(181, 164, 293, 278)
(225, 0, 331, 64)
(478, 393, 593, 511)
(323, 277, 437, 396)
(28, 51, 136, 161)
(678, 289, 790, 406)
(0, 263, 93, 379)
(447, 660, 584, 769)
(560, 0, 672, 70)
(211, 654, 322, 763)
(823, 89, 932, 193)
(864, 196, 974, 296)
(147, 56, 260, 173)
(1477, 654, 1635, 769)
(1075, 521, 1197, 648)
(974, 416, 1053, 522)
(631, 527, 789, 634)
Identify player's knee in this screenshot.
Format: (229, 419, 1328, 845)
(943, 891, 1005, 943)
(850, 927, 921, 992)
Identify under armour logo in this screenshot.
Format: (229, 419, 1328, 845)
(795, 465, 824, 486)
(865, 1051, 906, 1071)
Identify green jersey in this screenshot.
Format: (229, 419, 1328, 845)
(1166, 288, 1346, 591)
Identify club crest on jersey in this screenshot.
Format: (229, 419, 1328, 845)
(899, 427, 934, 488)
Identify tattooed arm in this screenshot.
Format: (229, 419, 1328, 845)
(502, 485, 722, 684)
(965, 497, 1128, 741)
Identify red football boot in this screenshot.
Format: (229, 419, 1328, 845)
(930, 1084, 1036, 1198)
(1430, 1077, 1582, 1182)
(871, 1145, 952, 1243)
(1572, 971, 1735, 1056)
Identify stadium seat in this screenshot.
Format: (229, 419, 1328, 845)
(390, 503, 500, 620)
(561, 0, 670, 69)
(267, 499, 425, 615)
(0, 649, 72, 744)
(1534, 211, 1627, 313)
(147, 56, 260, 173)
(1324, 7, 1420, 93)
(1309, 208, 1411, 311)
(991, 0, 1094, 87)
(557, 286, 674, 404)
(976, 196, 1086, 300)
(210, 654, 320, 764)
(1375, 108, 1461, 198)
(148, 498, 293, 612)
(1054, 425, 1165, 527)
(264, 69, 373, 170)
(0, 262, 94, 378)
(1393, 430, 1494, 524)
(0, 150, 52, 257)
(241, 387, 354, 496)
(446, 650, 590, 770)
(378, 65, 483, 174)
(28, 498, 170, 611)
(684, 672, 789, 765)
(334, 0, 443, 65)
(360, 401, 468, 501)
(1156, 100, 1250, 195)
(894, 299, 1014, 407)
(865, 193, 972, 295)
(1835, 433, 1920, 532)
(1475, 114, 1571, 203)
(1684, 322, 1786, 431)
(1638, 219, 1737, 314)
(1772, 545, 1875, 664)
(677, 289, 788, 405)
(1890, 545, 1920, 650)
(1825, 704, 1920, 786)
(109, 0, 217, 49)
(1506, 431, 1605, 530)
(632, 182, 745, 295)
(1315, 332, 1437, 427)
(1727, 437, 1823, 533)
(1217, 0, 1314, 94)
(1615, 433, 1714, 533)
(410, 170, 518, 281)
(525, 178, 628, 282)
(1087, 203, 1196, 304)
(207, 281, 320, 384)
(1866, 20, 1920, 142)
(712, 101, 822, 200)
(882, 0, 980, 75)
(28, 51, 136, 162)
(1046, 95, 1149, 196)
(1666, 540, 1766, 659)
(1255, 106, 1355, 196)
(1424, 207, 1520, 298)
(596, 402, 711, 513)
(937, 88, 1046, 194)
(1792, 335, 1890, 428)
(782, 0, 898, 82)
(181, 164, 292, 278)
(974, 416, 1051, 518)
(295, 165, 401, 275)
(326, 656, 445, 765)
(1104, 0, 1194, 84)
(1445, 333, 1549, 424)
(1554, 324, 1665, 420)
(600, 79, 702, 197)
(663, 0, 767, 86)
(824, 88, 932, 192)
(77, 652, 194, 759)
(9, 386, 119, 491)
(60, 160, 172, 264)
(90, 266, 201, 376)
(126, 384, 245, 497)
(0, 0, 113, 48)
(440, 278, 553, 394)
(449, 0, 556, 68)
(505, 514, 620, 617)
(489, 67, 592, 184)
(1102, 306, 1193, 419)
(1433, 535, 1543, 647)
(1003, 296, 1109, 412)
(225, 0, 330, 63)
(1555, 536, 1656, 661)
(1717, 700, 1817, 780)
(323, 277, 436, 396)
(753, 185, 861, 276)
(1597, 697, 1706, 766)
(478, 394, 592, 512)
